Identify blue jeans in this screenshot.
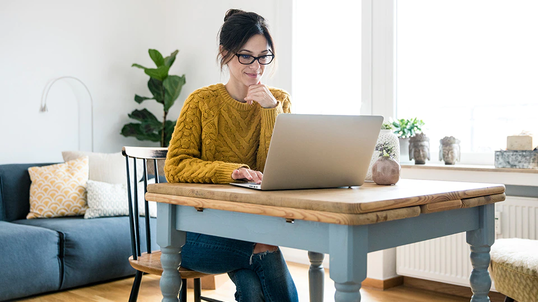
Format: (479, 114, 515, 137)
(181, 232, 299, 302)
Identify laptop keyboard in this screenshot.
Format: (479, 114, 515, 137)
(246, 183, 262, 189)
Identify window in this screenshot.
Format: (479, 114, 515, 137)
(397, 0, 538, 164)
(292, 0, 362, 115)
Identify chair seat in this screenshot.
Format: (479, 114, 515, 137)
(129, 251, 212, 279)
(490, 238, 538, 302)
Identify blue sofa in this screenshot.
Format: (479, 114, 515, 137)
(0, 163, 156, 301)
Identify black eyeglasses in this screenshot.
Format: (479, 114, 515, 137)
(235, 53, 275, 65)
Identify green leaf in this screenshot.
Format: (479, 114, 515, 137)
(134, 95, 153, 104)
(164, 50, 179, 68)
(163, 75, 186, 112)
(144, 65, 170, 81)
(120, 123, 161, 142)
(148, 78, 164, 104)
(149, 49, 165, 67)
(127, 109, 161, 128)
(132, 63, 148, 69)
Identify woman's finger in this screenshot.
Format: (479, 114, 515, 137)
(250, 171, 261, 183)
(242, 169, 253, 181)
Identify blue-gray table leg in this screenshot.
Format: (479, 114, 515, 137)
(466, 204, 495, 302)
(329, 225, 368, 302)
(157, 203, 186, 302)
(308, 251, 325, 302)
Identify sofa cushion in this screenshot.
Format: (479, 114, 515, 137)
(14, 216, 157, 290)
(0, 221, 61, 301)
(27, 157, 89, 219)
(62, 151, 144, 184)
(0, 163, 55, 222)
(85, 179, 157, 219)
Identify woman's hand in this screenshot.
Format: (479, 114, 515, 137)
(232, 167, 263, 184)
(244, 82, 278, 108)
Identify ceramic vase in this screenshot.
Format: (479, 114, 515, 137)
(366, 130, 400, 181)
(372, 156, 401, 185)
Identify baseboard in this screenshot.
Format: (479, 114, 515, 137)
(362, 276, 403, 290)
(403, 276, 505, 302)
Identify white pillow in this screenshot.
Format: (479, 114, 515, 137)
(62, 151, 144, 185)
(84, 179, 157, 219)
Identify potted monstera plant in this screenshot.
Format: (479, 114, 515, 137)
(121, 49, 186, 147)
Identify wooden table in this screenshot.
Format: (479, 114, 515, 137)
(147, 179, 505, 302)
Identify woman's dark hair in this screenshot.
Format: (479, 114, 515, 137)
(218, 9, 275, 70)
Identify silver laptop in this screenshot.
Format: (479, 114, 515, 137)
(230, 114, 383, 190)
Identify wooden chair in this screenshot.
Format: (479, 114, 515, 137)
(122, 146, 222, 302)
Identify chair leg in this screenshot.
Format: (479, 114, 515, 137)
(504, 297, 515, 302)
(129, 271, 143, 302)
(180, 278, 187, 302)
(194, 278, 201, 302)
(198, 277, 223, 302)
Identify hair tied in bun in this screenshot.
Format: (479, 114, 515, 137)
(224, 9, 245, 22)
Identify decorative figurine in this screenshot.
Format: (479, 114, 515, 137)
(439, 136, 461, 165)
(409, 133, 430, 165)
(372, 142, 400, 185)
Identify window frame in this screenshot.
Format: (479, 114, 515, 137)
(365, 0, 500, 165)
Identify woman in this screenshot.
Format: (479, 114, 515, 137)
(164, 9, 298, 302)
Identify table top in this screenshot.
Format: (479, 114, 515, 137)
(147, 179, 505, 226)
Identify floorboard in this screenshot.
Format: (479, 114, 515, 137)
(18, 262, 479, 302)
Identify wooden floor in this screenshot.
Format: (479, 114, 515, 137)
(20, 262, 471, 302)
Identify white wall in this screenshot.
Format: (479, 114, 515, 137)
(1, 0, 396, 281)
(0, 0, 291, 164)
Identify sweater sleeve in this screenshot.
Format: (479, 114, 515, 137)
(164, 94, 248, 184)
(256, 91, 292, 172)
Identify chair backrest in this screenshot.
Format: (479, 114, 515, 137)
(122, 146, 168, 261)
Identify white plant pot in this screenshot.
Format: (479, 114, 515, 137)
(399, 137, 410, 163)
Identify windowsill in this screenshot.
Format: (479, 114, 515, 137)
(400, 161, 538, 187)
(401, 162, 538, 174)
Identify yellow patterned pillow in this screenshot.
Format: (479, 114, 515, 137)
(27, 156, 89, 219)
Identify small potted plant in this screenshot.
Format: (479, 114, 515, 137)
(365, 123, 400, 181)
(391, 118, 425, 161)
(392, 117, 425, 139)
(380, 123, 400, 163)
(372, 142, 401, 185)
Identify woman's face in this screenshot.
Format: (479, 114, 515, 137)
(226, 34, 271, 87)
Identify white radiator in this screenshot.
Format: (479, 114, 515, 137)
(396, 196, 538, 287)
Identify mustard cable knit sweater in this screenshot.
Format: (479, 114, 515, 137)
(164, 83, 291, 184)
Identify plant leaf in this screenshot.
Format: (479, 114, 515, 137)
(128, 109, 161, 128)
(163, 75, 186, 112)
(164, 50, 179, 68)
(149, 49, 165, 67)
(148, 78, 164, 104)
(132, 63, 148, 69)
(120, 123, 161, 142)
(134, 95, 153, 104)
(144, 66, 170, 81)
